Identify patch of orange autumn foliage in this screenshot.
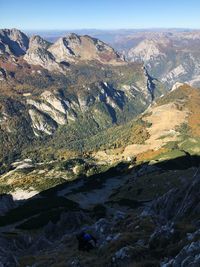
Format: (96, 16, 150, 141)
(136, 147, 168, 162)
(185, 87, 200, 136)
(157, 84, 200, 137)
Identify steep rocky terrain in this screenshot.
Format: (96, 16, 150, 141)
(4, 83, 200, 195)
(48, 33, 124, 65)
(0, 29, 199, 267)
(0, 155, 199, 266)
(0, 28, 165, 175)
(29, 29, 200, 88)
(126, 31, 200, 88)
(24, 35, 63, 72)
(0, 28, 29, 56)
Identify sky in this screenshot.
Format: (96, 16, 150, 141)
(0, 0, 200, 30)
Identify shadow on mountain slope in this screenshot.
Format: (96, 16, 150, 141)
(0, 153, 200, 230)
(0, 154, 199, 266)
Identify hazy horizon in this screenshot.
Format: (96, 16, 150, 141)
(23, 28, 200, 32)
(1, 0, 200, 30)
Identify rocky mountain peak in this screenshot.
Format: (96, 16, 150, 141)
(28, 35, 50, 50)
(67, 32, 81, 43)
(0, 28, 125, 72)
(0, 28, 29, 56)
(48, 33, 124, 64)
(48, 35, 79, 62)
(128, 38, 168, 62)
(24, 35, 63, 72)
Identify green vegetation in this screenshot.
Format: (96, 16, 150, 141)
(179, 137, 200, 155)
(0, 157, 111, 193)
(0, 60, 166, 175)
(81, 118, 150, 151)
(18, 114, 151, 168)
(156, 85, 189, 106)
(153, 149, 185, 161)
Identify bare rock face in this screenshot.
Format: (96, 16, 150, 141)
(24, 35, 64, 72)
(145, 174, 200, 222)
(0, 28, 125, 71)
(0, 28, 29, 56)
(49, 33, 124, 65)
(128, 38, 169, 62)
(28, 35, 49, 50)
(48, 33, 81, 63)
(149, 223, 175, 249)
(27, 90, 74, 134)
(28, 108, 57, 136)
(127, 34, 200, 88)
(161, 241, 200, 267)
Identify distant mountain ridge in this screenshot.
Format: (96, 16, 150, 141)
(126, 32, 200, 88)
(0, 28, 124, 73)
(23, 28, 200, 88)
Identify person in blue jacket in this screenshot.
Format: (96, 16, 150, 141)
(76, 231, 97, 251)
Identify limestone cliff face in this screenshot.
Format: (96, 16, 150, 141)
(20, 32, 124, 71)
(28, 108, 57, 136)
(0, 28, 29, 56)
(0, 29, 124, 71)
(24, 35, 64, 72)
(25, 78, 156, 136)
(48, 33, 124, 65)
(127, 35, 200, 88)
(128, 38, 169, 62)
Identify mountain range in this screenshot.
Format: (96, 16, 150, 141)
(0, 29, 165, 169)
(127, 32, 200, 88)
(0, 28, 200, 267)
(26, 29, 200, 88)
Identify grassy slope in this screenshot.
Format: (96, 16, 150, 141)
(0, 61, 165, 169)
(2, 84, 200, 194)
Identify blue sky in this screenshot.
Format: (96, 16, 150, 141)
(1, 0, 200, 30)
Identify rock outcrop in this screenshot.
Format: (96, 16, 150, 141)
(162, 241, 200, 267)
(48, 33, 124, 65)
(143, 173, 200, 223)
(127, 34, 200, 88)
(128, 38, 169, 62)
(28, 108, 57, 135)
(0, 28, 29, 56)
(0, 29, 124, 71)
(24, 35, 64, 72)
(26, 79, 156, 136)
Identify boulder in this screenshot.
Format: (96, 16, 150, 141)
(94, 218, 112, 236)
(149, 223, 175, 249)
